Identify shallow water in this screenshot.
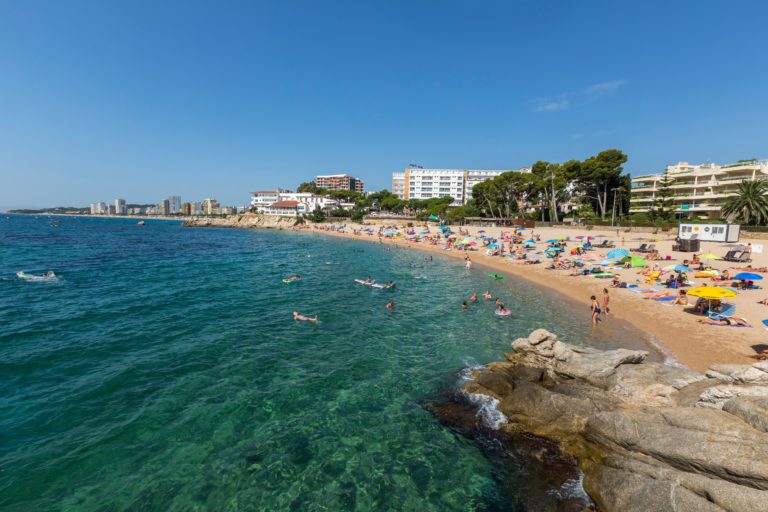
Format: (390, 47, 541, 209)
(0, 215, 657, 510)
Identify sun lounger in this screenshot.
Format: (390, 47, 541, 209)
(723, 251, 752, 263)
(708, 304, 736, 321)
(637, 244, 656, 253)
(631, 243, 648, 252)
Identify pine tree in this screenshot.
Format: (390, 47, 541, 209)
(650, 171, 675, 221)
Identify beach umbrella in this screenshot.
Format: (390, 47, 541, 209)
(699, 253, 722, 260)
(734, 272, 763, 281)
(546, 239, 559, 244)
(686, 286, 737, 299)
(487, 243, 500, 248)
(523, 240, 536, 245)
(606, 248, 629, 259)
(428, 215, 439, 221)
(477, 229, 486, 233)
(596, 259, 617, 266)
(545, 247, 563, 253)
(618, 255, 647, 268)
(674, 265, 691, 272)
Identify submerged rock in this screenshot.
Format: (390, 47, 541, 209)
(461, 329, 768, 511)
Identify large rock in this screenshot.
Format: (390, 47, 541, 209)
(461, 329, 768, 510)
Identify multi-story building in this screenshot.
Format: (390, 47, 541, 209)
(156, 199, 170, 216)
(202, 198, 219, 215)
(90, 202, 108, 214)
(315, 174, 365, 193)
(180, 202, 192, 215)
(167, 196, 182, 214)
(392, 166, 528, 206)
(189, 202, 203, 215)
(630, 160, 768, 219)
(115, 198, 126, 215)
(249, 190, 338, 216)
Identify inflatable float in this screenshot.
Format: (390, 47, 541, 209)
(495, 310, 512, 317)
(487, 274, 504, 280)
(354, 279, 374, 286)
(17, 271, 58, 282)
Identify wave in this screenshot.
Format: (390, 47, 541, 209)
(462, 391, 508, 430)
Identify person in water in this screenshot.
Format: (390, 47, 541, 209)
(461, 301, 469, 310)
(364, 276, 372, 284)
(289, 274, 301, 281)
(386, 299, 394, 310)
(483, 290, 492, 300)
(494, 298, 502, 307)
(496, 304, 509, 315)
(470, 292, 478, 303)
(293, 311, 317, 322)
(590, 295, 601, 325)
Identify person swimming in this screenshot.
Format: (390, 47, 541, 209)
(293, 311, 317, 322)
(496, 304, 509, 315)
(364, 276, 372, 284)
(287, 274, 302, 281)
(494, 298, 502, 306)
(483, 290, 492, 300)
(461, 301, 469, 309)
(386, 299, 394, 310)
(470, 292, 478, 303)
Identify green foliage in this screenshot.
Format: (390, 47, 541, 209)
(648, 170, 675, 222)
(328, 190, 361, 202)
(471, 171, 537, 218)
(330, 207, 350, 217)
(573, 149, 628, 220)
(720, 179, 768, 225)
(309, 207, 326, 223)
(443, 204, 479, 223)
(350, 208, 365, 222)
(297, 181, 319, 193)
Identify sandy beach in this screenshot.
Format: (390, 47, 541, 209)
(298, 221, 768, 371)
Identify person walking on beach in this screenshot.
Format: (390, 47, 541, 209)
(602, 288, 610, 316)
(590, 296, 601, 325)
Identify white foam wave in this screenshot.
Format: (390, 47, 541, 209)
(644, 333, 685, 368)
(546, 471, 594, 507)
(463, 391, 508, 430)
(457, 360, 483, 382)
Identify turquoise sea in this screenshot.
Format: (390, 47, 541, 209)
(0, 215, 657, 511)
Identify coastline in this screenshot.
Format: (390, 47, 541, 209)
(186, 215, 768, 372)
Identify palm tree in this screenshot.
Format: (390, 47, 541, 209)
(721, 179, 768, 225)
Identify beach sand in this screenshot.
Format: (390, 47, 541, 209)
(299, 221, 768, 371)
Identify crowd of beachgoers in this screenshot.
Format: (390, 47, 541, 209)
(299, 221, 768, 367)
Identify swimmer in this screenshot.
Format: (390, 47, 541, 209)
(288, 274, 301, 281)
(494, 298, 502, 306)
(470, 292, 478, 303)
(386, 299, 394, 310)
(364, 276, 372, 284)
(461, 301, 469, 310)
(293, 311, 318, 322)
(496, 304, 509, 315)
(483, 290, 492, 300)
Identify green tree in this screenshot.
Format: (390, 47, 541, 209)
(309, 206, 326, 223)
(471, 171, 536, 218)
(297, 181, 319, 193)
(350, 207, 366, 222)
(572, 149, 628, 220)
(648, 170, 675, 222)
(721, 179, 768, 225)
(532, 160, 574, 223)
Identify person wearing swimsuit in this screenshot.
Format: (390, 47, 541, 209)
(590, 295, 601, 325)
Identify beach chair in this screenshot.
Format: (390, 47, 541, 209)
(631, 243, 648, 252)
(724, 251, 751, 263)
(708, 304, 736, 321)
(637, 243, 656, 253)
(721, 250, 739, 261)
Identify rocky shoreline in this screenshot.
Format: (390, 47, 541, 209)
(436, 329, 768, 511)
(181, 213, 297, 229)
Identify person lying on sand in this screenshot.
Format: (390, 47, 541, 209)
(643, 292, 674, 299)
(751, 349, 768, 361)
(736, 266, 768, 272)
(697, 316, 751, 327)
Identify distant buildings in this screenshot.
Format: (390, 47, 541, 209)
(250, 190, 338, 217)
(167, 196, 182, 214)
(630, 160, 768, 219)
(90, 202, 108, 214)
(315, 174, 364, 193)
(202, 198, 219, 215)
(392, 165, 529, 206)
(115, 198, 126, 215)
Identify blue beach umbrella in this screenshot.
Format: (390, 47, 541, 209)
(487, 243, 500, 248)
(674, 265, 691, 272)
(546, 239, 559, 244)
(523, 240, 536, 246)
(734, 272, 763, 281)
(545, 247, 563, 253)
(606, 248, 629, 259)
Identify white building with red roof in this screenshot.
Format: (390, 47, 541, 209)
(250, 189, 338, 216)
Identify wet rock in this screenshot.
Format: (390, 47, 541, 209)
(458, 329, 768, 511)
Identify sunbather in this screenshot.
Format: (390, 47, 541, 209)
(697, 316, 750, 327)
(672, 289, 688, 305)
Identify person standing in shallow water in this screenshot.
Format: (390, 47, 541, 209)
(602, 288, 610, 316)
(465, 256, 472, 269)
(590, 296, 601, 325)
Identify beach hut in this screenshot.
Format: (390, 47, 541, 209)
(619, 255, 647, 268)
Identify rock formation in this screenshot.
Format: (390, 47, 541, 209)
(182, 214, 298, 229)
(462, 329, 768, 511)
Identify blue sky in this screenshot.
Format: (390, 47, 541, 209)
(1, 0, 767, 209)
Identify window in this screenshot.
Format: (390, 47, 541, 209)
(439, 187, 450, 192)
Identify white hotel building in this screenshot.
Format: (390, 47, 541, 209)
(250, 189, 338, 217)
(391, 166, 529, 206)
(630, 160, 768, 219)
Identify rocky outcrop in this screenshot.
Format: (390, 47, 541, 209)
(464, 329, 768, 511)
(182, 214, 298, 229)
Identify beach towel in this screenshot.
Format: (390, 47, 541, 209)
(707, 324, 752, 328)
(652, 296, 676, 301)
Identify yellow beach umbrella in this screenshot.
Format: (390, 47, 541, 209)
(698, 253, 722, 260)
(685, 286, 737, 299)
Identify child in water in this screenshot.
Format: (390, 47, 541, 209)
(293, 311, 318, 322)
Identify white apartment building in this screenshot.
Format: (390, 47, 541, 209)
(630, 160, 768, 219)
(90, 202, 108, 214)
(202, 198, 219, 215)
(250, 190, 338, 217)
(391, 166, 529, 206)
(115, 198, 126, 215)
(167, 196, 182, 214)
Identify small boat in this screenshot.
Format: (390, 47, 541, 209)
(137, 221, 145, 226)
(17, 271, 58, 282)
(354, 279, 374, 286)
(371, 282, 395, 289)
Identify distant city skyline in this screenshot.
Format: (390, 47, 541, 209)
(2, 1, 768, 210)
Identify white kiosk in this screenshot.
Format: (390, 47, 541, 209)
(678, 223, 740, 243)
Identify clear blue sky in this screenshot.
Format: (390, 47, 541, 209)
(1, 0, 767, 209)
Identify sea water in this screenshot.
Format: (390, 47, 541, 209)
(0, 215, 655, 511)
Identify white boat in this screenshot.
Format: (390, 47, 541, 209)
(354, 279, 373, 286)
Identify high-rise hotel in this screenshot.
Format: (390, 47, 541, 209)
(391, 165, 528, 206)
